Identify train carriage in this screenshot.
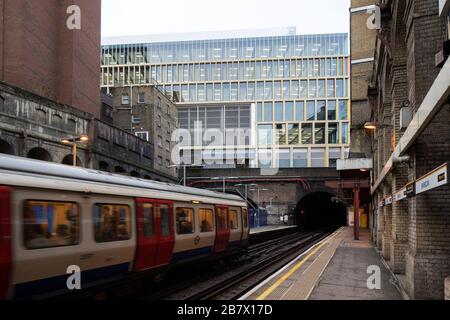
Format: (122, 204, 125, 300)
(0, 154, 249, 300)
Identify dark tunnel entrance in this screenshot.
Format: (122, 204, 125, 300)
(296, 192, 347, 231)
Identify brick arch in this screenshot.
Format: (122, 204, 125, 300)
(98, 160, 110, 172)
(27, 147, 52, 162)
(62, 154, 82, 167)
(0, 139, 14, 155)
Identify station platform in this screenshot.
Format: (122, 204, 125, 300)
(242, 227, 403, 300)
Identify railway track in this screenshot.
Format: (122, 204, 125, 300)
(181, 231, 330, 300)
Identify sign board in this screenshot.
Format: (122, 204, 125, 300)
(394, 187, 407, 202)
(384, 196, 393, 206)
(415, 163, 448, 195)
(378, 200, 384, 208)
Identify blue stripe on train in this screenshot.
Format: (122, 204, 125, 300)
(14, 263, 130, 299)
(172, 246, 213, 262)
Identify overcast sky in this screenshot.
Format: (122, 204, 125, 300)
(101, 0, 351, 37)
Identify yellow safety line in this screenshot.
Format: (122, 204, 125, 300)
(256, 235, 333, 301)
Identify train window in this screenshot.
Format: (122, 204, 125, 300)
(160, 205, 171, 237)
(24, 201, 80, 250)
(142, 204, 154, 238)
(198, 208, 214, 232)
(243, 208, 248, 229)
(216, 208, 228, 230)
(93, 204, 131, 243)
(176, 208, 195, 235)
(229, 210, 239, 230)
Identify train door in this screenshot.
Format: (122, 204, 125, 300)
(0, 187, 11, 299)
(228, 207, 242, 245)
(214, 206, 230, 253)
(134, 199, 174, 271)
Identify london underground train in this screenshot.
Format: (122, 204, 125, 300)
(0, 154, 249, 300)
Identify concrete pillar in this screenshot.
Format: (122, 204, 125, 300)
(405, 106, 450, 299)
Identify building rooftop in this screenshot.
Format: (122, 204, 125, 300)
(102, 27, 301, 45)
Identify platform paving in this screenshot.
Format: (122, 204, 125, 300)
(309, 228, 402, 300)
(242, 227, 403, 300)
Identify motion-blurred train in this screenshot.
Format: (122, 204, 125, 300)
(0, 154, 249, 300)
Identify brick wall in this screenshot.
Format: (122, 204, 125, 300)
(0, 0, 101, 118)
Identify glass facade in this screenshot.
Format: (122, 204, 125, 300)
(101, 32, 350, 168)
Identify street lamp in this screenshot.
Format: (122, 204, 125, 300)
(61, 135, 89, 167)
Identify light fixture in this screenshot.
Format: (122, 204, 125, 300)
(79, 135, 89, 142)
(364, 122, 377, 130)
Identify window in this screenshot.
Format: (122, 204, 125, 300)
(311, 149, 325, 167)
(257, 103, 263, 122)
(300, 80, 307, 98)
(264, 82, 273, 99)
(157, 156, 163, 166)
(275, 124, 287, 145)
(229, 210, 239, 230)
(264, 102, 273, 122)
(339, 100, 348, 120)
(122, 94, 129, 105)
(306, 101, 315, 121)
(336, 79, 344, 97)
(176, 208, 195, 234)
(199, 208, 214, 232)
(258, 124, 273, 145)
(274, 102, 283, 121)
(24, 201, 80, 249)
(328, 123, 339, 144)
(135, 131, 149, 141)
(274, 81, 282, 99)
(256, 82, 264, 100)
(309, 80, 316, 98)
(315, 123, 325, 144)
(328, 100, 337, 120)
(342, 123, 349, 144)
(293, 149, 308, 167)
(138, 93, 145, 104)
(288, 124, 299, 144)
(142, 203, 154, 237)
(277, 149, 291, 168)
(327, 80, 335, 98)
(318, 80, 325, 97)
(296, 102, 304, 121)
(302, 124, 313, 144)
(285, 102, 294, 121)
(291, 80, 299, 99)
(93, 204, 131, 243)
(316, 100, 326, 121)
